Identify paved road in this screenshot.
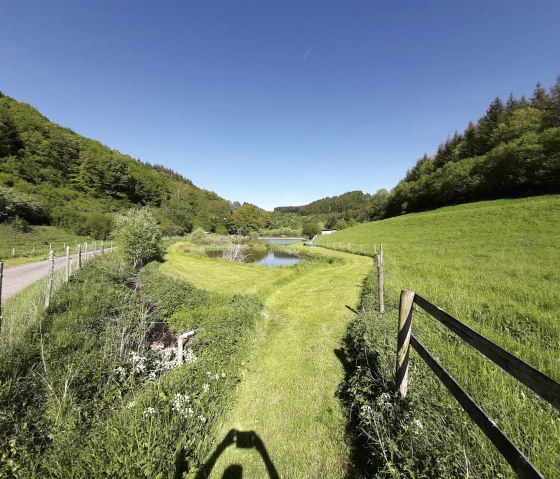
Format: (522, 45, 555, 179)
(1, 249, 113, 302)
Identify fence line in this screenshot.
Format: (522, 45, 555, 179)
(396, 289, 558, 479)
(315, 238, 385, 312)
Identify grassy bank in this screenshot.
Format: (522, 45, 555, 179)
(318, 195, 560, 478)
(0, 224, 91, 266)
(161, 243, 372, 478)
(0, 254, 262, 478)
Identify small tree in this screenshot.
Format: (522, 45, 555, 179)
(113, 208, 163, 268)
(302, 222, 320, 239)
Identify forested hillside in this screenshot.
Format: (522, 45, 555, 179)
(385, 79, 560, 216)
(275, 189, 388, 229)
(0, 92, 238, 237)
(276, 78, 560, 226)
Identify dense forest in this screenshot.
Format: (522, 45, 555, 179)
(280, 78, 560, 227)
(275, 189, 389, 230)
(385, 79, 560, 216)
(0, 92, 273, 237)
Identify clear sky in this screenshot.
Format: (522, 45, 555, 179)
(1, 0, 559, 210)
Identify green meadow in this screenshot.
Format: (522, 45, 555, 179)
(317, 195, 560, 477)
(161, 243, 372, 478)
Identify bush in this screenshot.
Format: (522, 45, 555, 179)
(302, 222, 320, 239)
(113, 208, 163, 268)
(0, 185, 46, 224)
(10, 216, 31, 233)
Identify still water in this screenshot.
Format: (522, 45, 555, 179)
(259, 237, 303, 245)
(206, 248, 301, 267)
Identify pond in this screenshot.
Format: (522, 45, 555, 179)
(258, 237, 303, 245)
(205, 248, 302, 267)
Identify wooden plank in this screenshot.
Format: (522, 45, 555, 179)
(414, 294, 560, 410)
(410, 334, 545, 479)
(396, 290, 415, 397)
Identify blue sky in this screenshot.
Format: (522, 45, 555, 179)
(1, 0, 559, 210)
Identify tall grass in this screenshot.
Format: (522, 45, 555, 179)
(326, 195, 560, 478)
(0, 255, 262, 478)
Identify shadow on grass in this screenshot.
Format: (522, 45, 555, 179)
(180, 429, 280, 479)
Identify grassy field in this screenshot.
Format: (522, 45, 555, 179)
(0, 224, 92, 266)
(317, 195, 560, 477)
(161, 243, 372, 478)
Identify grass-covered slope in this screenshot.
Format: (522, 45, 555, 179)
(317, 195, 560, 477)
(0, 224, 90, 265)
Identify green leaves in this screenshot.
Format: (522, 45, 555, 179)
(113, 208, 163, 268)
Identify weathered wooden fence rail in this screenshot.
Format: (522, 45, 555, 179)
(396, 290, 559, 479)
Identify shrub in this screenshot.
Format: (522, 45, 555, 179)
(0, 185, 46, 224)
(302, 221, 320, 238)
(113, 208, 163, 268)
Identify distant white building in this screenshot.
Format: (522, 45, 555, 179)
(321, 229, 337, 235)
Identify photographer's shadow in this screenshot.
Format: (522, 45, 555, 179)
(191, 429, 280, 479)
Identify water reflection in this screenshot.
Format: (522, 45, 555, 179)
(205, 249, 301, 267)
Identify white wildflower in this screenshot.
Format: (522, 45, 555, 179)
(172, 393, 192, 417)
(197, 415, 206, 423)
(144, 407, 156, 417)
(130, 351, 148, 374)
(125, 401, 135, 409)
(376, 392, 391, 407)
(360, 404, 372, 416)
(184, 350, 197, 363)
(202, 383, 210, 392)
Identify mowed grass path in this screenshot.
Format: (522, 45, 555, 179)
(161, 244, 371, 478)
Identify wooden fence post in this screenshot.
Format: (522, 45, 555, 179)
(65, 246, 70, 283)
(12, 248, 15, 257)
(396, 290, 415, 397)
(0, 261, 4, 332)
(377, 252, 385, 314)
(78, 244, 82, 269)
(84, 242, 88, 262)
(101, 240, 104, 254)
(374, 243, 377, 255)
(45, 250, 55, 309)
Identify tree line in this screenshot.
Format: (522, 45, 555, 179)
(385, 78, 560, 216)
(0, 92, 271, 237)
